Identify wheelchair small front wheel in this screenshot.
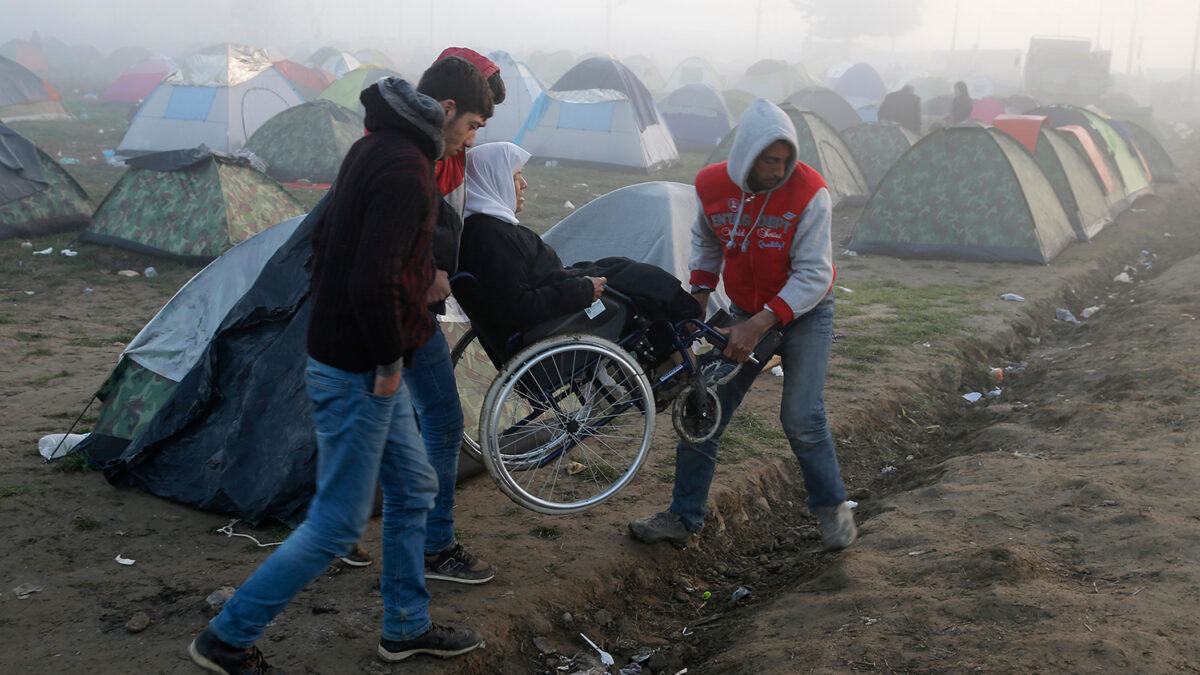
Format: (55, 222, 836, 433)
(479, 334, 655, 514)
(671, 383, 722, 444)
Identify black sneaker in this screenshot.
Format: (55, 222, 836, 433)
(378, 624, 484, 662)
(188, 628, 285, 674)
(425, 542, 495, 584)
(339, 544, 373, 567)
(697, 351, 742, 385)
(628, 510, 694, 549)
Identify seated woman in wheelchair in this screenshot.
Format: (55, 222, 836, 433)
(456, 142, 705, 369)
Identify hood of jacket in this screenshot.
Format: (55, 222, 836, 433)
(362, 76, 445, 160)
(725, 98, 799, 194)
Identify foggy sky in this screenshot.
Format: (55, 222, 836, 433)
(2, 0, 1198, 78)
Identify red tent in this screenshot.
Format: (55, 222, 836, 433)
(273, 60, 334, 101)
(101, 56, 174, 103)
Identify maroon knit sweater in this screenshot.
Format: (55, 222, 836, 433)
(307, 86, 439, 373)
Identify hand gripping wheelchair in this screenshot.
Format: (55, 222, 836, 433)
(448, 272, 736, 515)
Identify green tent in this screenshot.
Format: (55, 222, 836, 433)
(1028, 106, 1152, 204)
(317, 65, 401, 116)
(840, 121, 920, 191)
(0, 124, 90, 239)
(707, 104, 869, 208)
(244, 100, 362, 185)
(1029, 127, 1112, 241)
(848, 125, 1077, 264)
(81, 149, 304, 262)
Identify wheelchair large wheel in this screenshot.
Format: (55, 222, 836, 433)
(479, 334, 654, 514)
(449, 327, 496, 464)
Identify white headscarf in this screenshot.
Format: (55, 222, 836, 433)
(464, 142, 532, 225)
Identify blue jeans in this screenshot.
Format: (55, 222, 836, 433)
(670, 300, 846, 531)
(404, 323, 465, 555)
(209, 358, 439, 646)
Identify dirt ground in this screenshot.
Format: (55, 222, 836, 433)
(2, 134, 1200, 674)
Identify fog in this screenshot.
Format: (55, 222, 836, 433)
(3, 0, 1199, 81)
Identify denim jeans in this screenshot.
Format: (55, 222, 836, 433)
(209, 357, 439, 646)
(670, 299, 846, 532)
(404, 323, 465, 555)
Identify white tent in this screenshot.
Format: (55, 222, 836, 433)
(475, 51, 545, 144)
(116, 44, 303, 157)
(515, 56, 678, 173)
(665, 56, 723, 93)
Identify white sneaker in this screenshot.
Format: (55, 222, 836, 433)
(813, 502, 857, 551)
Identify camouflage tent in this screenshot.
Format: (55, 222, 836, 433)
(783, 86, 862, 132)
(0, 55, 70, 122)
(848, 125, 1077, 264)
(0, 123, 90, 239)
(707, 103, 869, 208)
(1117, 119, 1176, 184)
(993, 115, 1112, 241)
(80, 148, 304, 262)
(840, 121, 920, 191)
(244, 100, 362, 185)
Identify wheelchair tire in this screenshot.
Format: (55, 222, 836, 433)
(671, 383, 722, 444)
(479, 334, 655, 514)
(449, 327, 496, 464)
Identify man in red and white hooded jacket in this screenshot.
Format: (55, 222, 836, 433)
(629, 99, 857, 552)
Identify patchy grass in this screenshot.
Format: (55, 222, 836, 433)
(73, 516, 102, 531)
(720, 411, 788, 461)
(13, 331, 48, 342)
(53, 453, 93, 473)
(0, 486, 28, 499)
(532, 524, 562, 540)
(29, 370, 71, 386)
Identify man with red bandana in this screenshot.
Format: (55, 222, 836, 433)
(629, 99, 857, 552)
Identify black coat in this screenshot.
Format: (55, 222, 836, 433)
(878, 89, 922, 134)
(457, 213, 595, 342)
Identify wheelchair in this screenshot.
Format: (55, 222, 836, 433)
(448, 273, 734, 515)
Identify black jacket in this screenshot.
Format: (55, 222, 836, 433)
(878, 89, 922, 134)
(457, 213, 595, 342)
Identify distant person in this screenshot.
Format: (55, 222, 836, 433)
(877, 84, 922, 134)
(948, 81, 973, 124)
(187, 58, 494, 673)
(627, 99, 857, 553)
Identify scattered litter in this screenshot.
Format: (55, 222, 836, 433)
(962, 392, 983, 403)
(920, 342, 931, 348)
(206, 586, 236, 610)
(770, 365, 784, 377)
(58, 157, 79, 164)
(217, 519, 283, 547)
(1013, 450, 1046, 460)
(38, 432, 90, 460)
(1004, 361, 1028, 373)
(13, 583, 43, 599)
(566, 461, 585, 475)
(20, 241, 32, 248)
(620, 663, 644, 675)
(1113, 272, 1133, 284)
(989, 367, 1004, 383)
(881, 465, 896, 474)
(841, 249, 858, 257)
(907, 550, 932, 556)
(1182, 314, 1196, 320)
(1055, 308, 1079, 324)
(846, 500, 859, 509)
(143, 266, 158, 278)
(987, 388, 1002, 398)
(84, 287, 93, 292)
(835, 285, 854, 294)
(1164, 232, 1174, 238)
(125, 611, 151, 633)
(861, 616, 880, 625)
(573, 183, 589, 188)
(23, 290, 34, 295)
(544, 160, 558, 167)
(60, 249, 77, 257)
(1000, 293, 1024, 302)
(580, 633, 614, 666)
(117, 269, 139, 277)
(1080, 305, 1102, 319)
(115, 554, 136, 566)
(681, 626, 694, 636)
(701, 591, 711, 600)
(563, 200, 575, 209)
(1130, 207, 1144, 212)
(731, 587, 751, 602)
(33, 247, 53, 255)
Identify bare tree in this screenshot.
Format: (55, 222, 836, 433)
(793, 0, 924, 41)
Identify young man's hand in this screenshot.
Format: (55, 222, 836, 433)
(374, 371, 402, 397)
(424, 269, 451, 305)
(718, 310, 778, 363)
